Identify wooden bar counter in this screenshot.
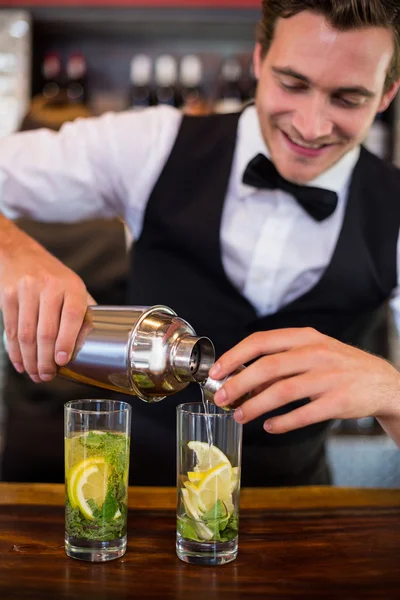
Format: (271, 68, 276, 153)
(0, 484, 399, 599)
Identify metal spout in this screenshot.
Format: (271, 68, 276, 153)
(202, 365, 249, 410)
(172, 335, 215, 383)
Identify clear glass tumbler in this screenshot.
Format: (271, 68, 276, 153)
(176, 402, 243, 565)
(64, 399, 131, 562)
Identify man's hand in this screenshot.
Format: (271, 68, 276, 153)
(208, 328, 400, 440)
(0, 218, 94, 383)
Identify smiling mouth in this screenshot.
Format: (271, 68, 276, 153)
(283, 131, 330, 150)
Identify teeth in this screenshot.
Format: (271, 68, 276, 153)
(287, 135, 323, 150)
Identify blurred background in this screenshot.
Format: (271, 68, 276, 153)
(0, 1, 399, 487)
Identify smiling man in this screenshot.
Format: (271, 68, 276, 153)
(255, 9, 398, 183)
(0, 1, 400, 486)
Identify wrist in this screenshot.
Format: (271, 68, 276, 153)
(0, 215, 37, 260)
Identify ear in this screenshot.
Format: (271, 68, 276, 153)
(378, 79, 400, 113)
(253, 43, 263, 80)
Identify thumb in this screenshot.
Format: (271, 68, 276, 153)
(87, 293, 97, 306)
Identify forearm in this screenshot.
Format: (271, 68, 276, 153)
(377, 414, 400, 447)
(0, 212, 18, 246)
(0, 213, 45, 262)
(0, 213, 25, 254)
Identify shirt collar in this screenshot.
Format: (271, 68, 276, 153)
(236, 104, 360, 199)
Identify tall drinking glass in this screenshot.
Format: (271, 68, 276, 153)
(176, 402, 242, 565)
(64, 399, 131, 562)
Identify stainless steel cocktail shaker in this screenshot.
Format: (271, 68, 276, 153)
(58, 305, 215, 402)
(2, 304, 249, 407)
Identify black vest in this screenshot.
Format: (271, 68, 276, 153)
(128, 112, 400, 487)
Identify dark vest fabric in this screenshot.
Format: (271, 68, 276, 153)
(128, 112, 400, 487)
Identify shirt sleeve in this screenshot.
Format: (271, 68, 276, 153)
(389, 227, 400, 337)
(0, 105, 182, 239)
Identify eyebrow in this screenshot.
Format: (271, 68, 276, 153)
(271, 67, 376, 98)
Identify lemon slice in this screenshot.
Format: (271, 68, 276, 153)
(181, 488, 202, 521)
(181, 489, 214, 541)
(196, 463, 232, 513)
(187, 471, 205, 484)
(231, 466, 240, 493)
(183, 481, 205, 514)
(187, 441, 232, 472)
(67, 457, 105, 508)
(73, 458, 109, 520)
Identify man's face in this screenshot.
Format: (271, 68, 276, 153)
(254, 11, 399, 183)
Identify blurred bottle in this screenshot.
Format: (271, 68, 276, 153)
(180, 54, 206, 114)
(41, 51, 62, 101)
(66, 52, 87, 105)
(330, 417, 381, 436)
(214, 57, 243, 114)
(129, 54, 153, 110)
(154, 54, 181, 107)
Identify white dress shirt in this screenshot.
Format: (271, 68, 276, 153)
(1, 105, 400, 332)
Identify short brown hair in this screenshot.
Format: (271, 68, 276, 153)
(257, 0, 400, 90)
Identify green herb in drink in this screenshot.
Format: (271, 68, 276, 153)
(65, 431, 129, 542)
(178, 442, 240, 544)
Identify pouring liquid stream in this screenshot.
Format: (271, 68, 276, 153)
(199, 383, 214, 454)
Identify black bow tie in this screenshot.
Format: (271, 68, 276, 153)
(243, 153, 338, 222)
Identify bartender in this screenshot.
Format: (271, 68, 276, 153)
(0, 0, 400, 485)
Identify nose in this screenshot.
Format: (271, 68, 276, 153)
(291, 95, 333, 141)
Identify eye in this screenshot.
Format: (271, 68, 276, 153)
(333, 92, 369, 108)
(280, 81, 307, 92)
(334, 96, 362, 108)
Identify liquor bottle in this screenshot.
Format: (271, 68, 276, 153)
(41, 51, 62, 100)
(214, 57, 244, 114)
(129, 54, 153, 110)
(179, 54, 203, 112)
(66, 52, 87, 104)
(154, 54, 180, 107)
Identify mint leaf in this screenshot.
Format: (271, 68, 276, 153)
(177, 517, 201, 542)
(218, 515, 230, 532)
(220, 527, 238, 542)
(177, 507, 239, 544)
(227, 514, 239, 531)
(101, 491, 119, 521)
(219, 514, 239, 542)
(78, 431, 129, 475)
(66, 498, 127, 542)
(83, 432, 104, 449)
(202, 500, 227, 522)
(87, 498, 101, 519)
(202, 519, 221, 541)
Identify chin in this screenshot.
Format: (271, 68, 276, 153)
(273, 159, 322, 184)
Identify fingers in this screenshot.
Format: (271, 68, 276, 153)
(231, 371, 336, 425)
(36, 288, 64, 381)
(263, 393, 340, 434)
(209, 328, 323, 379)
(55, 289, 88, 366)
(2, 279, 89, 379)
(0, 231, 90, 381)
(214, 347, 313, 407)
(17, 278, 40, 382)
(1, 287, 23, 373)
